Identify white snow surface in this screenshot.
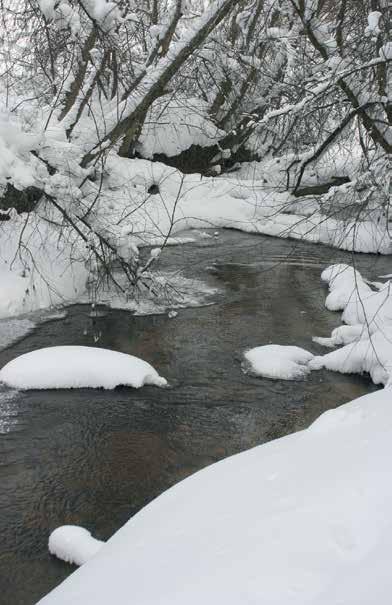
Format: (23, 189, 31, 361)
(49, 526, 104, 566)
(380, 41, 392, 60)
(310, 328, 392, 386)
(312, 324, 367, 348)
(365, 11, 382, 36)
(243, 344, 314, 380)
(0, 318, 35, 350)
(320, 263, 372, 312)
(0, 214, 88, 319)
(0, 113, 41, 191)
(137, 96, 225, 158)
(0, 346, 167, 390)
(93, 156, 392, 256)
(38, 386, 392, 605)
(311, 264, 392, 386)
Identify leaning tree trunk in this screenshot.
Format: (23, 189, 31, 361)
(80, 0, 239, 168)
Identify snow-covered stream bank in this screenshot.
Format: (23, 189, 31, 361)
(38, 388, 391, 605)
(0, 231, 389, 605)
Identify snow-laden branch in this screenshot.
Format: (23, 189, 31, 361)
(80, 0, 238, 167)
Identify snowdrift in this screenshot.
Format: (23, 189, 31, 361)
(37, 387, 392, 605)
(0, 214, 88, 319)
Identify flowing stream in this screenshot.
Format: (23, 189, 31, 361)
(0, 230, 389, 605)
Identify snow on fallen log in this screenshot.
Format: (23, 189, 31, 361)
(243, 344, 314, 380)
(0, 346, 167, 390)
(49, 526, 104, 567)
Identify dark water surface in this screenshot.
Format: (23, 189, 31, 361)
(0, 231, 389, 604)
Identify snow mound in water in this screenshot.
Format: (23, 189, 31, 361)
(0, 346, 167, 390)
(49, 526, 104, 566)
(243, 344, 314, 380)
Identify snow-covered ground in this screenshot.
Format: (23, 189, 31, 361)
(137, 96, 225, 159)
(85, 155, 392, 256)
(0, 317, 35, 350)
(0, 346, 167, 390)
(38, 386, 391, 605)
(0, 213, 87, 319)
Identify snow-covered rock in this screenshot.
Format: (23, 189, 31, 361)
(0, 346, 167, 390)
(37, 387, 392, 605)
(312, 324, 368, 348)
(320, 263, 371, 311)
(312, 264, 392, 386)
(310, 328, 392, 386)
(49, 526, 104, 566)
(243, 344, 314, 380)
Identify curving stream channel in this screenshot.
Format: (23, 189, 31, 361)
(0, 230, 390, 605)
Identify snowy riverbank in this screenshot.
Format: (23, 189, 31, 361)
(37, 385, 391, 605)
(1, 155, 391, 320)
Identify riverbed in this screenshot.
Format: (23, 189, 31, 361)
(0, 230, 389, 604)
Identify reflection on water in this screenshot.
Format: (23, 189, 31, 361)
(0, 230, 389, 605)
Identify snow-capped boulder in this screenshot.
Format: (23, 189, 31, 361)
(243, 344, 314, 380)
(49, 526, 104, 566)
(0, 346, 167, 390)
